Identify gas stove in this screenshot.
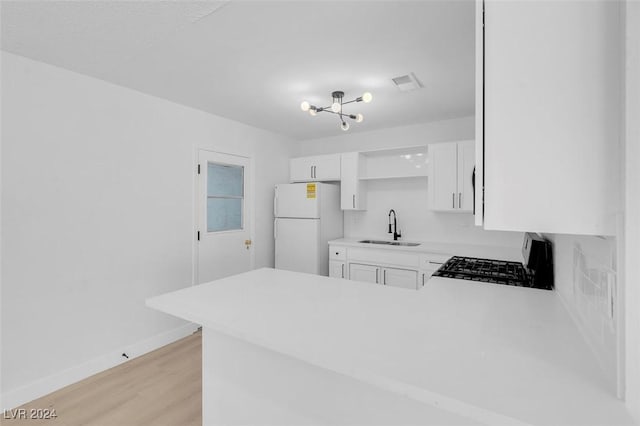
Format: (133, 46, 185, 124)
(432, 256, 535, 288)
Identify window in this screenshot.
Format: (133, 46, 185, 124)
(207, 163, 244, 232)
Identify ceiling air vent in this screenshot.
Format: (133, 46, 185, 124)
(392, 73, 423, 92)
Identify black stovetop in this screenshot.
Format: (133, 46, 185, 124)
(432, 256, 534, 287)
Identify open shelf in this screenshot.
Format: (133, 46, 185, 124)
(359, 145, 428, 180)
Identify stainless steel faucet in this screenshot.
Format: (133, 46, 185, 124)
(388, 209, 402, 241)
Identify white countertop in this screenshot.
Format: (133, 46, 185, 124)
(329, 237, 523, 262)
(147, 268, 634, 426)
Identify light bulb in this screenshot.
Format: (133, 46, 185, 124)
(355, 113, 364, 123)
(300, 101, 310, 112)
(361, 92, 373, 103)
(309, 108, 317, 116)
(341, 122, 350, 131)
(331, 102, 341, 113)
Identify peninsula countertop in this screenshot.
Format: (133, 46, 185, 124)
(146, 268, 633, 426)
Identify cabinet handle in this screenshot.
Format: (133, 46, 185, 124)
(352, 194, 355, 209)
(459, 192, 462, 208)
(376, 268, 379, 284)
(313, 166, 316, 179)
(341, 264, 344, 279)
(310, 166, 313, 179)
(383, 269, 387, 285)
(422, 273, 425, 287)
(428, 261, 444, 265)
(452, 193, 455, 208)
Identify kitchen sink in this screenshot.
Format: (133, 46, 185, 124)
(358, 240, 421, 247)
(359, 239, 393, 245)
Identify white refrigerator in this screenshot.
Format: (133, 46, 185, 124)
(274, 183, 343, 276)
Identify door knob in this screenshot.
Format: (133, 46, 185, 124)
(245, 239, 252, 250)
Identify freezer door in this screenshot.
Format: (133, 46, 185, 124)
(274, 183, 320, 219)
(275, 218, 320, 274)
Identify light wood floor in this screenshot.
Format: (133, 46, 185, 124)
(1, 332, 202, 426)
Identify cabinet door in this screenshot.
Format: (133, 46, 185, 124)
(290, 157, 314, 182)
(482, 1, 619, 235)
(420, 269, 438, 287)
(349, 263, 379, 284)
(457, 141, 475, 212)
(314, 154, 341, 181)
(382, 267, 418, 290)
(329, 261, 346, 279)
(340, 152, 366, 210)
(429, 143, 458, 211)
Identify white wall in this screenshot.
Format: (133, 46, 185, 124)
(624, 0, 640, 419)
(544, 234, 619, 393)
(0, 52, 294, 407)
(296, 118, 523, 248)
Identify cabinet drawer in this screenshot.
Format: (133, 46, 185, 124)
(418, 254, 451, 271)
(329, 246, 346, 261)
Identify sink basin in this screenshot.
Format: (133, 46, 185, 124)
(358, 239, 393, 245)
(389, 242, 421, 247)
(358, 240, 421, 247)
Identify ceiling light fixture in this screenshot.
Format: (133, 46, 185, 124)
(300, 90, 372, 131)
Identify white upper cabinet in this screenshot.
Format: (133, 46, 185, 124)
(429, 141, 475, 212)
(290, 154, 341, 182)
(340, 152, 366, 210)
(458, 141, 475, 212)
(479, 0, 620, 235)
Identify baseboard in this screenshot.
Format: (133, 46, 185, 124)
(1, 323, 199, 411)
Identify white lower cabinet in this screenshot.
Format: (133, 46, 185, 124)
(330, 245, 451, 291)
(349, 263, 380, 284)
(329, 261, 346, 279)
(382, 267, 418, 289)
(419, 269, 437, 287)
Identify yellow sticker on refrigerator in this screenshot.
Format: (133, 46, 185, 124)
(306, 183, 317, 199)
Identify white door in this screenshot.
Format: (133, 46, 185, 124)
(458, 141, 475, 212)
(274, 218, 320, 274)
(429, 143, 458, 211)
(382, 267, 418, 290)
(274, 183, 320, 219)
(197, 150, 253, 284)
(329, 261, 346, 279)
(349, 263, 380, 284)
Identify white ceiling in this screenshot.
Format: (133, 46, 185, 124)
(1, 1, 475, 140)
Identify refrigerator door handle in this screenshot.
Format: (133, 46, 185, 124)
(273, 195, 277, 217)
(274, 219, 277, 240)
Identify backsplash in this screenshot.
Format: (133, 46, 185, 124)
(573, 241, 616, 333)
(344, 178, 524, 249)
(546, 234, 618, 390)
